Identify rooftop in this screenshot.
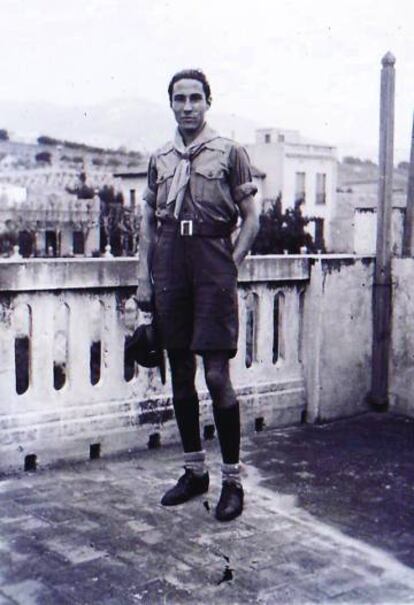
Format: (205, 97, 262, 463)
(1, 412, 414, 604)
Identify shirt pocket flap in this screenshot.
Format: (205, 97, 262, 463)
(194, 165, 225, 180)
(156, 167, 175, 184)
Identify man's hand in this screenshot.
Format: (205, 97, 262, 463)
(136, 279, 154, 312)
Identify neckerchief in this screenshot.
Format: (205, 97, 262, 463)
(167, 124, 219, 219)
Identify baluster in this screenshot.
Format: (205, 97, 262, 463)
(255, 286, 273, 365)
(30, 295, 55, 402)
(100, 293, 126, 396)
(0, 299, 16, 408)
(283, 288, 301, 369)
(67, 292, 93, 398)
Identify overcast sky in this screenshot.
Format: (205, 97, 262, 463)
(0, 0, 413, 160)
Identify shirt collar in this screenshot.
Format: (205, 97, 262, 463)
(174, 123, 219, 154)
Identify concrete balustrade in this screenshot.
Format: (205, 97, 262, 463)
(0, 254, 374, 473)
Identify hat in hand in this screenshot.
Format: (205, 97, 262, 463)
(125, 322, 165, 382)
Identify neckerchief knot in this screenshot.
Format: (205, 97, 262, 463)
(166, 124, 219, 219)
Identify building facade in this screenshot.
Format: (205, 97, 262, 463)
(246, 128, 337, 250)
(0, 184, 100, 257)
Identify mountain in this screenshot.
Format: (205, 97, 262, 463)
(0, 98, 260, 153)
(4, 97, 405, 161)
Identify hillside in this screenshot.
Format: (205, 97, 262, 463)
(0, 136, 147, 195)
(338, 159, 409, 194)
(0, 98, 260, 153)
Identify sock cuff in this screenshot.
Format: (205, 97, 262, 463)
(184, 450, 207, 476)
(184, 450, 206, 464)
(222, 462, 241, 486)
(222, 462, 240, 474)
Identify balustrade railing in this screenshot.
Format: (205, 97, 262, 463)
(3, 254, 357, 474)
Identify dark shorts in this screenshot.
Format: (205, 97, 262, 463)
(151, 227, 238, 357)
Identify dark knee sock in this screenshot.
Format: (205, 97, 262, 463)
(213, 401, 240, 465)
(173, 394, 202, 454)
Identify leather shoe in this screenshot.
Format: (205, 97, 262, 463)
(161, 469, 209, 506)
(215, 482, 244, 521)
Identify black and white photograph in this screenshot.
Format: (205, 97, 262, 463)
(0, 0, 413, 603)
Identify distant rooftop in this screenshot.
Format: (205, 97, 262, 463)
(113, 165, 148, 179)
(255, 128, 335, 150)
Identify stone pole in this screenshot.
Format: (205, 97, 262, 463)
(370, 52, 395, 411)
(402, 113, 414, 256)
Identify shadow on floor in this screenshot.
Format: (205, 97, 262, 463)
(243, 412, 414, 568)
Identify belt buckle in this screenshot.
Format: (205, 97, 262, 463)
(180, 220, 193, 236)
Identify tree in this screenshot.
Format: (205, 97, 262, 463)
(342, 156, 363, 165)
(66, 171, 95, 199)
(98, 185, 140, 256)
(251, 196, 285, 254)
(282, 199, 316, 253)
(37, 135, 59, 146)
(0, 129, 9, 141)
(35, 151, 52, 164)
(251, 196, 317, 255)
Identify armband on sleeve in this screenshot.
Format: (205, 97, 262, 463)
(229, 144, 258, 204)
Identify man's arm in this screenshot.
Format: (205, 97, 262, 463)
(136, 201, 157, 310)
(233, 195, 260, 268)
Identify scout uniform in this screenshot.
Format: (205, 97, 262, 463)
(143, 124, 257, 356)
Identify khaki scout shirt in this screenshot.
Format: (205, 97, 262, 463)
(143, 128, 257, 225)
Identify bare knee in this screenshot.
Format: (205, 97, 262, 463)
(205, 367, 228, 398)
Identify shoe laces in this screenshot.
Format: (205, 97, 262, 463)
(178, 468, 195, 487)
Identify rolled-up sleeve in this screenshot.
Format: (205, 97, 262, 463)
(142, 155, 157, 208)
(229, 144, 258, 204)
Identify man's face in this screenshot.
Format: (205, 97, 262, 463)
(171, 79, 210, 136)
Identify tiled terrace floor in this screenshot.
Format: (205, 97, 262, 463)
(1, 412, 414, 604)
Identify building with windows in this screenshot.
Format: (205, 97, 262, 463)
(246, 128, 337, 250)
(0, 183, 100, 257)
(114, 165, 148, 209)
(331, 165, 408, 254)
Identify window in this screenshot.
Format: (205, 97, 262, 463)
(73, 231, 85, 255)
(278, 134, 285, 142)
(45, 230, 57, 256)
(316, 173, 327, 205)
(130, 189, 136, 205)
(264, 133, 271, 144)
(18, 231, 33, 258)
(295, 172, 306, 202)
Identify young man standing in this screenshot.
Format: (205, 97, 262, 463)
(137, 69, 259, 521)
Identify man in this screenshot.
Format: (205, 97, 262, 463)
(137, 69, 259, 521)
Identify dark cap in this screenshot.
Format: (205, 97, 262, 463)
(125, 323, 165, 382)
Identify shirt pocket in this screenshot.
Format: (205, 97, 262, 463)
(192, 163, 226, 203)
(156, 166, 175, 210)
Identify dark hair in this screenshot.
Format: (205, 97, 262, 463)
(168, 69, 212, 105)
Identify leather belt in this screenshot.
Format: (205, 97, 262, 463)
(158, 218, 233, 238)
